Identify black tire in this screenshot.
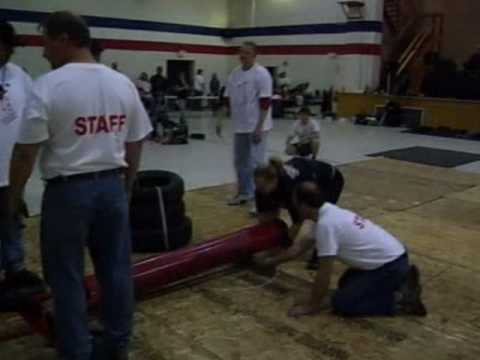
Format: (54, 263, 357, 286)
(135, 170, 185, 205)
(130, 199, 185, 228)
(132, 217, 193, 253)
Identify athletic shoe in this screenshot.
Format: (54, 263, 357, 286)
(249, 204, 258, 217)
(91, 338, 129, 360)
(395, 265, 427, 317)
(306, 251, 319, 271)
(227, 194, 251, 206)
(0, 270, 47, 312)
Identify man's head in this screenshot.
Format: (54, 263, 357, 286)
(156, 66, 163, 75)
(0, 21, 21, 67)
(254, 158, 284, 195)
(112, 62, 118, 70)
(90, 39, 104, 62)
(294, 182, 326, 221)
(239, 41, 257, 69)
(40, 11, 91, 69)
(197, 69, 203, 75)
(298, 106, 312, 124)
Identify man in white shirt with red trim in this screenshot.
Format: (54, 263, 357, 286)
(257, 182, 427, 318)
(0, 21, 45, 310)
(9, 12, 152, 360)
(226, 42, 273, 206)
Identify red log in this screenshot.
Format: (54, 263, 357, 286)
(4, 221, 287, 341)
(85, 221, 288, 305)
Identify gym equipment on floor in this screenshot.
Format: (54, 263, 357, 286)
(1, 220, 288, 343)
(130, 170, 191, 252)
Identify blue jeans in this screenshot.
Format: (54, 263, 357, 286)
(0, 187, 25, 274)
(41, 174, 134, 360)
(234, 132, 268, 198)
(332, 253, 409, 317)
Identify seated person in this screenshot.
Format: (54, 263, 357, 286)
(286, 107, 320, 159)
(254, 157, 344, 269)
(257, 182, 427, 318)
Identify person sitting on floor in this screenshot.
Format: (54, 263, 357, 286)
(256, 182, 427, 318)
(286, 107, 320, 159)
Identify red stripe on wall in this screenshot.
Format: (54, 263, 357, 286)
(18, 35, 381, 56)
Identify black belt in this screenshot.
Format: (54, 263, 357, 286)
(46, 168, 123, 184)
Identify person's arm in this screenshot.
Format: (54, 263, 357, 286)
(124, 141, 143, 199)
(258, 209, 281, 224)
(258, 220, 315, 266)
(308, 119, 321, 141)
(288, 257, 335, 317)
(253, 69, 273, 144)
(124, 82, 154, 198)
(10, 76, 49, 214)
(9, 144, 41, 214)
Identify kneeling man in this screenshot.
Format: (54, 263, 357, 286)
(258, 182, 427, 318)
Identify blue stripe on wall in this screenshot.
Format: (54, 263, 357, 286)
(0, 8, 383, 38)
(224, 21, 383, 38)
(0, 8, 225, 36)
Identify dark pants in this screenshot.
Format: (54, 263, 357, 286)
(332, 253, 409, 317)
(0, 187, 24, 274)
(41, 173, 133, 360)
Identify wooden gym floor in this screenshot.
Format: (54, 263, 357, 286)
(1, 158, 480, 359)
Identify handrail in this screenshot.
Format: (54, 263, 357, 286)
(396, 30, 430, 77)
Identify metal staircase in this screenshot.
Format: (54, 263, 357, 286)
(383, 0, 444, 95)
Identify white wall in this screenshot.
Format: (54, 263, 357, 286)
(227, 0, 384, 92)
(4, 0, 383, 91)
(1, 0, 229, 27)
(4, 0, 231, 83)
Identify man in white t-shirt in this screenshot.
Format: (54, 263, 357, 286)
(226, 42, 273, 206)
(194, 68, 206, 96)
(9, 12, 152, 360)
(256, 182, 426, 318)
(0, 21, 45, 310)
(286, 106, 321, 159)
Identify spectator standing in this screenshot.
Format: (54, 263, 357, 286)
(9, 12, 152, 360)
(209, 73, 221, 96)
(135, 72, 153, 113)
(150, 66, 168, 98)
(0, 21, 45, 311)
(225, 42, 273, 206)
(194, 69, 206, 96)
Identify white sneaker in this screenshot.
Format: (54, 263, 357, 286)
(227, 194, 251, 206)
(249, 204, 258, 217)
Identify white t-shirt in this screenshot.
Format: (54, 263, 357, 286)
(18, 63, 152, 180)
(135, 79, 151, 94)
(0, 63, 33, 187)
(291, 118, 320, 144)
(314, 203, 405, 270)
(194, 74, 205, 93)
(226, 64, 273, 134)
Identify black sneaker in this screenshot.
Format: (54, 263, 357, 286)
(306, 260, 319, 271)
(395, 265, 427, 317)
(306, 251, 319, 271)
(0, 269, 47, 312)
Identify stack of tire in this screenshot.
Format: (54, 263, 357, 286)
(130, 170, 192, 253)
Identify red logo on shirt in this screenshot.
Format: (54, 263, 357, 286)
(353, 215, 366, 230)
(74, 114, 126, 136)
